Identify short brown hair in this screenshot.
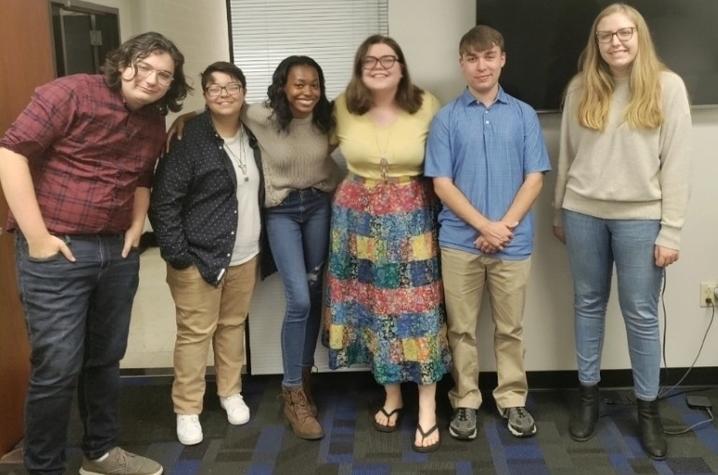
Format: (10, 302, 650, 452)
(459, 25, 505, 56)
(200, 61, 246, 91)
(345, 34, 424, 115)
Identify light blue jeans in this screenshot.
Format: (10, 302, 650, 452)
(266, 188, 330, 388)
(563, 210, 663, 401)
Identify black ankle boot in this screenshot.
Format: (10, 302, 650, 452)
(569, 384, 599, 441)
(637, 399, 667, 459)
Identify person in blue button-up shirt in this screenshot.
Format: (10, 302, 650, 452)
(424, 25, 551, 441)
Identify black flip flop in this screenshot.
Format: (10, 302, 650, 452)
(412, 423, 441, 453)
(372, 407, 403, 433)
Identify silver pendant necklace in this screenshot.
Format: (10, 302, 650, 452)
(224, 127, 249, 182)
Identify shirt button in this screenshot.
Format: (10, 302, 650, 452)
(233, 210, 237, 214)
(485, 120, 490, 124)
(226, 253, 231, 257)
(230, 231, 235, 235)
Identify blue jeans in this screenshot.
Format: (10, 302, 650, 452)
(266, 189, 330, 387)
(563, 210, 662, 400)
(15, 233, 140, 475)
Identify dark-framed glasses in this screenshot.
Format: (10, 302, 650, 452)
(135, 61, 174, 86)
(361, 55, 399, 70)
(205, 83, 243, 98)
(596, 27, 635, 44)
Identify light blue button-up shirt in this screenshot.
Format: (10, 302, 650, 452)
(424, 87, 551, 260)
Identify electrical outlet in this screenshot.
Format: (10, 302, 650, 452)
(700, 281, 718, 307)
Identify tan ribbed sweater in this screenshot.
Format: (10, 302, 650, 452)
(242, 104, 340, 207)
(553, 71, 691, 249)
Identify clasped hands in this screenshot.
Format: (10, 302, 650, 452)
(474, 220, 518, 254)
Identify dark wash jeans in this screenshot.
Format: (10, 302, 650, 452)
(15, 233, 140, 475)
(265, 188, 330, 388)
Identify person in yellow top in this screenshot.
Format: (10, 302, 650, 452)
(325, 34, 451, 453)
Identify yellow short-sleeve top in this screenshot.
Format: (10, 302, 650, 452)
(333, 91, 441, 179)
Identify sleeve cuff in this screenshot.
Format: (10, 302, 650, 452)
(655, 225, 681, 251)
(167, 252, 193, 269)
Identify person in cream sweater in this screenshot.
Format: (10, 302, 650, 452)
(553, 2, 691, 461)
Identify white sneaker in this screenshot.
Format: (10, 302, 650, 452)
(220, 393, 250, 425)
(176, 414, 203, 445)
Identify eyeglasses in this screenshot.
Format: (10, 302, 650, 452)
(135, 61, 174, 86)
(361, 55, 399, 70)
(205, 83, 243, 98)
(596, 27, 635, 44)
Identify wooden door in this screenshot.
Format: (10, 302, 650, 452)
(0, 0, 55, 457)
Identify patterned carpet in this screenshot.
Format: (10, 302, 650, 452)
(1, 373, 717, 474)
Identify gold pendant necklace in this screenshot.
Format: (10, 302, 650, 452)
(374, 124, 392, 181)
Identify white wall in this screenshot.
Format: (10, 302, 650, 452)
(118, 0, 718, 372)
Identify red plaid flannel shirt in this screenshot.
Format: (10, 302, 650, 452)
(0, 74, 165, 234)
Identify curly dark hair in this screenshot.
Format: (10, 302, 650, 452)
(345, 34, 424, 115)
(266, 56, 333, 134)
(102, 31, 191, 115)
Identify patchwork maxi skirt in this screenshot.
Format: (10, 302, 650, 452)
(325, 174, 451, 385)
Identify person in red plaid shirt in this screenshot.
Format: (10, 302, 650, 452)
(0, 32, 190, 475)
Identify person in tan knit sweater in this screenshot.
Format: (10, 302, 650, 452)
(553, 2, 691, 461)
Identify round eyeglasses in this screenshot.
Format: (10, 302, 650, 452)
(134, 61, 174, 86)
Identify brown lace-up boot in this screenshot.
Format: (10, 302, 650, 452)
(302, 367, 318, 417)
(281, 386, 323, 440)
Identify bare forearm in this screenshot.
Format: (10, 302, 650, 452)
(502, 173, 544, 225)
(0, 148, 49, 240)
(130, 187, 150, 231)
(433, 177, 488, 232)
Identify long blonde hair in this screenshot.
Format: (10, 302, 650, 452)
(576, 3, 665, 130)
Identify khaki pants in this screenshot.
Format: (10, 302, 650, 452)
(441, 247, 531, 411)
(167, 257, 257, 414)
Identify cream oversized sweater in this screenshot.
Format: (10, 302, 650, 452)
(553, 71, 691, 249)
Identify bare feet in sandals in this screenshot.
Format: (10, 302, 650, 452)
(373, 406, 403, 432)
(413, 402, 440, 451)
(374, 384, 403, 431)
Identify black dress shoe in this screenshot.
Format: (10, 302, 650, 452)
(637, 399, 667, 460)
(569, 384, 599, 441)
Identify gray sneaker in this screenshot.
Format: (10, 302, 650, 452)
(79, 447, 163, 475)
(449, 407, 478, 440)
(500, 406, 537, 438)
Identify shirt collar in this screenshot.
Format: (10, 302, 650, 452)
(460, 85, 509, 107)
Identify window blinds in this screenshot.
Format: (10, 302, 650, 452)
(227, 0, 389, 103)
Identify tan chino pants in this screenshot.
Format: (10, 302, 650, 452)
(441, 247, 531, 411)
(167, 257, 257, 415)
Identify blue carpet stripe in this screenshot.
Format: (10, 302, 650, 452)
(248, 424, 284, 473)
(485, 419, 511, 475)
(351, 462, 391, 474)
(455, 460, 474, 474)
(172, 459, 201, 475)
(324, 396, 357, 464)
